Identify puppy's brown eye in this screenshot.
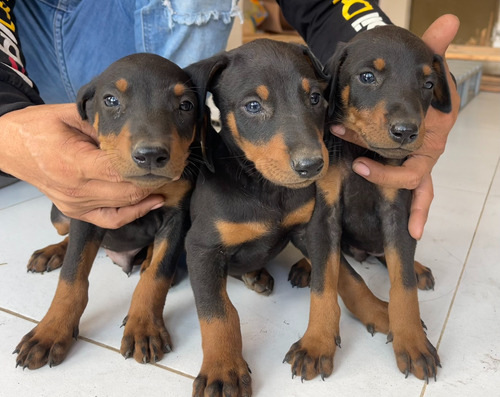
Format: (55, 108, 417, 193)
(310, 92, 321, 105)
(180, 100, 194, 111)
(359, 72, 376, 84)
(104, 95, 120, 107)
(423, 81, 434, 89)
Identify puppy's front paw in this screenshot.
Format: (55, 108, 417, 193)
(283, 334, 341, 381)
(120, 313, 172, 364)
(193, 355, 252, 397)
(15, 319, 77, 369)
(389, 330, 440, 382)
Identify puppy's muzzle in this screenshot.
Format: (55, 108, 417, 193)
(132, 146, 170, 169)
(389, 122, 419, 145)
(292, 156, 325, 179)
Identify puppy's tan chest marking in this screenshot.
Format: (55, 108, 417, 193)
(216, 220, 271, 247)
(215, 199, 314, 247)
(155, 179, 192, 209)
(281, 199, 315, 228)
(378, 186, 399, 203)
(317, 165, 346, 206)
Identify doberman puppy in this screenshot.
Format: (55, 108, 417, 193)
(14, 53, 199, 369)
(287, 25, 452, 382)
(184, 39, 330, 396)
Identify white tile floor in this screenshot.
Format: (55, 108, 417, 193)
(1, 92, 499, 397)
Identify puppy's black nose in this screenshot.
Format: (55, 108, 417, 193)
(292, 157, 324, 178)
(389, 123, 419, 144)
(132, 147, 169, 169)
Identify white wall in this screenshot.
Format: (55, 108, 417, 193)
(227, 0, 413, 50)
(227, 16, 243, 50)
(379, 0, 412, 28)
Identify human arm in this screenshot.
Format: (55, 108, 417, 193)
(0, 104, 165, 228)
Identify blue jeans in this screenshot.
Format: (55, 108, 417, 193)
(15, 0, 240, 103)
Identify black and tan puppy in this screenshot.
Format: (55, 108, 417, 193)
(15, 53, 199, 369)
(288, 25, 452, 382)
(184, 39, 330, 396)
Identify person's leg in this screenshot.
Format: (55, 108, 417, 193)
(16, 0, 137, 103)
(16, 0, 240, 104)
(135, 0, 241, 67)
(15, 0, 69, 103)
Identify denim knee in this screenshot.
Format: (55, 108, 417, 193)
(15, 0, 241, 103)
(136, 0, 241, 67)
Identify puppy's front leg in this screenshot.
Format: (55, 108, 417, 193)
(187, 241, 251, 397)
(121, 207, 189, 364)
(15, 220, 104, 369)
(380, 188, 440, 381)
(284, 168, 343, 381)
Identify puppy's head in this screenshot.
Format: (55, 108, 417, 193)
(77, 53, 198, 186)
(186, 39, 329, 188)
(325, 25, 452, 159)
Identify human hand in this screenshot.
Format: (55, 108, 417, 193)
(0, 104, 164, 228)
(330, 14, 461, 239)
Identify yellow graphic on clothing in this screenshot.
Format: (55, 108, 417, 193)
(333, 0, 374, 21)
(0, 1, 15, 31)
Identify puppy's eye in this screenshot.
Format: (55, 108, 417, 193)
(423, 81, 434, 89)
(180, 100, 194, 111)
(310, 92, 321, 105)
(245, 101, 262, 114)
(104, 95, 120, 107)
(359, 72, 376, 84)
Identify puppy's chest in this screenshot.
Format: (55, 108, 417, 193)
(154, 178, 193, 209)
(341, 168, 411, 241)
(216, 188, 315, 248)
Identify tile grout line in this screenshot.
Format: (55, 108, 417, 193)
(420, 154, 500, 397)
(0, 191, 45, 212)
(0, 306, 196, 381)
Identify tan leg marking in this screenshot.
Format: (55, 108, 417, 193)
(193, 290, 251, 397)
(385, 247, 440, 380)
(338, 261, 389, 335)
(121, 239, 173, 363)
(15, 235, 98, 369)
(285, 252, 341, 381)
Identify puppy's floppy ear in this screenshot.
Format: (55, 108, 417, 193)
(431, 54, 452, 114)
(199, 106, 217, 173)
(301, 46, 329, 81)
(185, 52, 230, 115)
(76, 81, 96, 121)
(324, 42, 348, 120)
(185, 52, 230, 173)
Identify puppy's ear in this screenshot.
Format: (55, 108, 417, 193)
(324, 42, 348, 120)
(431, 54, 452, 113)
(185, 52, 229, 114)
(185, 53, 229, 173)
(199, 106, 217, 173)
(301, 46, 329, 80)
(76, 82, 96, 121)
